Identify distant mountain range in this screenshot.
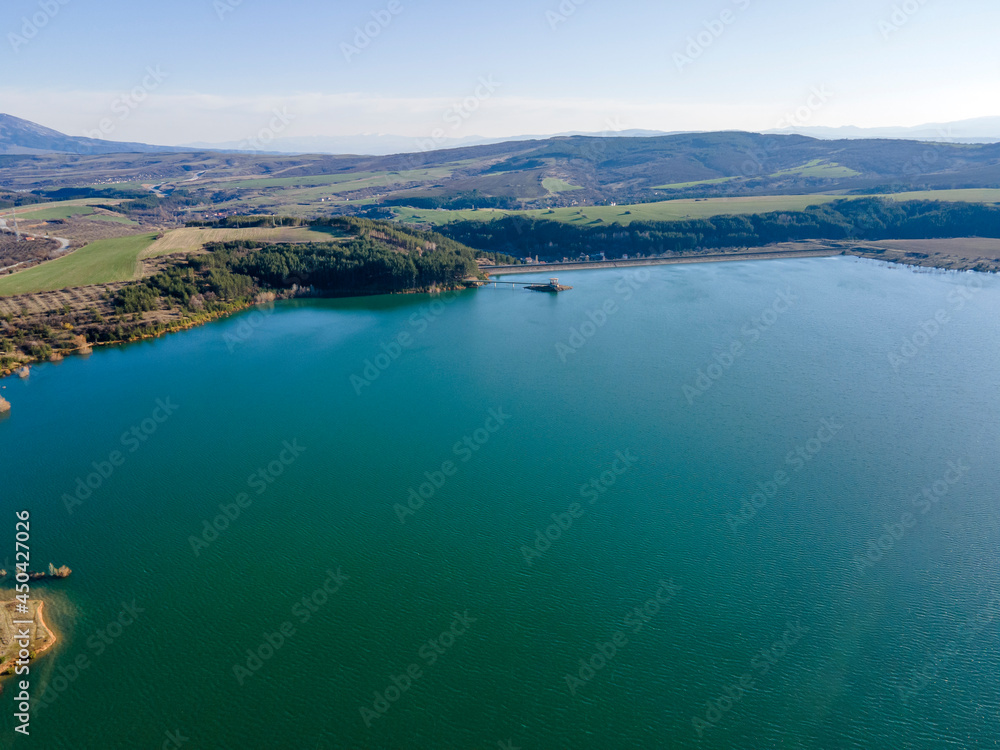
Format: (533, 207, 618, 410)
(0, 113, 681, 156)
(0, 113, 188, 155)
(179, 129, 683, 156)
(765, 117, 1000, 143)
(184, 119, 1000, 154)
(5, 128, 1000, 205)
(2, 112, 1000, 159)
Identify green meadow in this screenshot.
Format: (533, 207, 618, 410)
(542, 177, 584, 194)
(771, 159, 861, 178)
(10, 204, 97, 221)
(393, 188, 1000, 226)
(0, 233, 157, 296)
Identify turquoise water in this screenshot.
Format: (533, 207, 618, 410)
(1, 256, 999, 748)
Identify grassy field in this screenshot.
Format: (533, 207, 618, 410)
(7, 198, 128, 223)
(393, 188, 1000, 227)
(542, 177, 583, 194)
(772, 160, 861, 178)
(886, 188, 1000, 203)
(189, 165, 478, 218)
(653, 161, 859, 190)
(393, 196, 844, 225)
(143, 226, 345, 258)
(653, 176, 741, 190)
(219, 164, 466, 190)
(12, 205, 97, 221)
(221, 171, 387, 190)
(0, 233, 156, 296)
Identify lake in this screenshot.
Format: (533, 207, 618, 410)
(1, 256, 998, 748)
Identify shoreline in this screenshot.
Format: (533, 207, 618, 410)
(1, 241, 996, 380)
(488, 239, 1000, 276)
(488, 247, 843, 275)
(0, 599, 58, 680)
(0, 282, 473, 378)
(0, 299, 264, 378)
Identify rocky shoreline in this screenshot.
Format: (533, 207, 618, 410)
(0, 564, 72, 581)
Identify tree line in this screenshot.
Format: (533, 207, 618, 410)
(434, 198, 1000, 259)
(113, 217, 503, 317)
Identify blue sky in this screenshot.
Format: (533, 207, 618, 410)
(2, 0, 998, 145)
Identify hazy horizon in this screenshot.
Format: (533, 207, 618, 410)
(4, 0, 999, 146)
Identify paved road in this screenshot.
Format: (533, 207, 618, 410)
(147, 170, 206, 198)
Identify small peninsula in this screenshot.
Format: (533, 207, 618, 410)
(0, 565, 70, 679)
(0, 599, 57, 679)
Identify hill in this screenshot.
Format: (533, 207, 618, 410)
(180, 128, 681, 156)
(3, 127, 1000, 222)
(0, 113, 188, 155)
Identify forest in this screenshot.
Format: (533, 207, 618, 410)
(0, 218, 499, 373)
(436, 198, 1000, 259)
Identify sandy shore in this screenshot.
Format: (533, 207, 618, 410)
(0, 599, 58, 680)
